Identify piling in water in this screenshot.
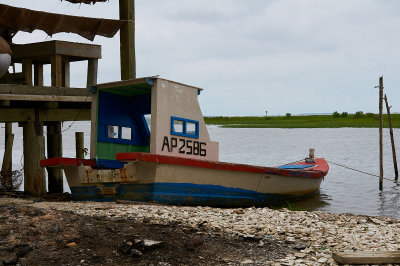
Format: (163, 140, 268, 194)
(379, 76, 383, 190)
(384, 94, 398, 181)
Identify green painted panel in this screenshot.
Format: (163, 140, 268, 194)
(96, 142, 150, 160)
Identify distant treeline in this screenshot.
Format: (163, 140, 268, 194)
(204, 112, 400, 128)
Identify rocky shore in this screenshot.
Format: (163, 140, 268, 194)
(0, 195, 399, 265)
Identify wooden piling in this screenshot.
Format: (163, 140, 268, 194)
(379, 76, 384, 190)
(47, 122, 63, 193)
(384, 94, 398, 180)
(23, 121, 46, 196)
(75, 132, 85, 159)
(4, 123, 12, 169)
(1, 123, 13, 189)
(119, 0, 136, 80)
(21, 59, 45, 195)
(2, 132, 13, 174)
(47, 54, 64, 193)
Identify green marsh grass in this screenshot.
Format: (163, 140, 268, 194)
(204, 114, 400, 128)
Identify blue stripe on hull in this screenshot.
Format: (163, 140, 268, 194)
(70, 182, 307, 207)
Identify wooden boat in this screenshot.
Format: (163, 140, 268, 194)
(41, 77, 329, 206)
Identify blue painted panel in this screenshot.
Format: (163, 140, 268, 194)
(69, 182, 308, 207)
(97, 91, 150, 146)
(279, 165, 315, 169)
(94, 159, 127, 169)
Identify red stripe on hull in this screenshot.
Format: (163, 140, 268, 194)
(116, 152, 329, 179)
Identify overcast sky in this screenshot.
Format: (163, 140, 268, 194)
(1, 0, 399, 116)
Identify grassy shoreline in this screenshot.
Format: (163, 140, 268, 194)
(204, 114, 400, 128)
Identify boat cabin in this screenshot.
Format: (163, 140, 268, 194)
(90, 77, 219, 167)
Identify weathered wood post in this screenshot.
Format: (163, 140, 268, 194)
(1, 123, 13, 189)
(75, 132, 85, 159)
(379, 76, 384, 190)
(87, 59, 98, 88)
(23, 121, 46, 196)
(119, 0, 136, 80)
(384, 94, 398, 181)
(87, 58, 98, 160)
(47, 55, 64, 193)
(21, 59, 46, 196)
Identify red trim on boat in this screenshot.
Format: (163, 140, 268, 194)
(40, 157, 96, 167)
(116, 152, 329, 179)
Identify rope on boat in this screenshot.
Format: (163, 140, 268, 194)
(327, 160, 395, 182)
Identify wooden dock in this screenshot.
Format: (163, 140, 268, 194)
(0, 40, 98, 195)
(0, 0, 135, 196)
(0, 84, 91, 122)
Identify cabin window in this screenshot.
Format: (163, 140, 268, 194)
(108, 125, 119, 139)
(121, 127, 132, 140)
(186, 122, 196, 135)
(171, 116, 199, 139)
(173, 119, 184, 133)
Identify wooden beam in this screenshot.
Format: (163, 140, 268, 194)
(333, 251, 400, 264)
(87, 59, 98, 87)
(119, 0, 136, 80)
(12, 41, 101, 63)
(51, 55, 62, 88)
(0, 84, 90, 96)
(42, 102, 59, 109)
(36, 109, 91, 122)
(0, 108, 91, 122)
(22, 59, 32, 86)
(0, 94, 91, 102)
(0, 72, 26, 85)
(0, 100, 10, 107)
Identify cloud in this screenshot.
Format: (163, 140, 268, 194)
(2, 0, 400, 115)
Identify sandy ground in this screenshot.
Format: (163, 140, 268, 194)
(1, 193, 400, 265)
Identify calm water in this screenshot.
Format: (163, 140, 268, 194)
(208, 126, 400, 218)
(3, 122, 400, 218)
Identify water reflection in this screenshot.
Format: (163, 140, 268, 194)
(290, 191, 331, 211)
(378, 181, 400, 218)
(208, 126, 400, 218)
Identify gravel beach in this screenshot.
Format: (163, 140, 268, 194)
(0, 195, 399, 265)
